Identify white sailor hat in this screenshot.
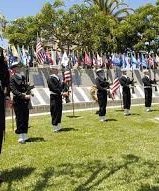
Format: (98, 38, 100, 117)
(49, 64, 60, 70)
(96, 68, 104, 73)
(10, 61, 21, 69)
(143, 69, 149, 74)
(121, 68, 127, 72)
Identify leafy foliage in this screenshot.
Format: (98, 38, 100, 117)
(115, 3, 159, 52)
(85, 0, 134, 19)
(3, 0, 159, 53)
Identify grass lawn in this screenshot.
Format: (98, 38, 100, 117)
(1, 105, 159, 191)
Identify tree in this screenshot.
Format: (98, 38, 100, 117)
(114, 3, 159, 52)
(5, 16, 39, 46)
(0, 12, 7, 38)
(4, 1, 64, 46)
(55, 4, 117, 52)
(85, 0, 134, 20)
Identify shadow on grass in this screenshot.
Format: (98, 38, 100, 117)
(130, 113, 140, 116)
(66, 115, 82, 118)
(95, 111, 99, 115)
(115, 109, 124, 112)
(26, 137, 46, 143)
(32, 167, 55, 191)
(59, 128, 78, 132)
(107, 118, 117, 122)
(138, 184, 159, 191)
(4, 155, 159, 190)
(73, 154, 140, 191)
(151, 109, 159, 112)
(1, 166, 35, 191)
(54, 154, 159, 191)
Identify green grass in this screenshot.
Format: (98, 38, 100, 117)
(1, 105, 159, 191)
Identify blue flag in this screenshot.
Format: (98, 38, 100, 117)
(141, 54, 148, 68)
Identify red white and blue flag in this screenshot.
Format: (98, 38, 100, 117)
(110, 78, 120, 96)
(36, 39, 46, 64)
(64, 70, 71, 82)
(84, 52, 92, 66)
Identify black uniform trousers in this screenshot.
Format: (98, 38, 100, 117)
(50, 94, 62, 126)
(97, 91, 107, 116)
(0, 91, 5, 153)
(13, 99, 29, 134)
(122, 87, 131, 110)
(144, 88, 152, 107)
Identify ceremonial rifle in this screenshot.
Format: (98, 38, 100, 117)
(25, 64, 34, 109)
(153, 61, 158, 91)
(105, 59, 112, 99)
(128, 50, 135, 94)
(131, 67, 135, 94)
(25, 64, 34, 95)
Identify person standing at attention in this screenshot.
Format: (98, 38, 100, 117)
(119, 69, 134, 116)
(47, 65, 68, 132)
(142, 69, 156, 112)
(10, 62, 31, 143)
(95, 68, 110, 122)
(0, 47, 10, 183)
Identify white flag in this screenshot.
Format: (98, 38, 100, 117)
(51, 48, 56, 64)
(156, 54, 159, 64)
(97, 53, 102, 66)
(61, 52, 69, 67)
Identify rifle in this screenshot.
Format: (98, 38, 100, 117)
(25, 65, 34, 109)
(26, 84, 34, 96)
(131, 68, 135, 94)
(153, 62, 158, 91)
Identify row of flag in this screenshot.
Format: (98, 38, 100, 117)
(4, 38, 159, 100)
(5, 37, 159, 70)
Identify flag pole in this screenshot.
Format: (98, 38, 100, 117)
(68, 49, 75, 117)
(71, 68, 75, 117)
(115, 65, 123, 110)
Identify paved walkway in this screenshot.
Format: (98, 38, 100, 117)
(6, 103, 159, 120)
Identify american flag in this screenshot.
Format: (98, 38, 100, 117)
(148, 55, 154, 67)
(46, 50, 54, 65)
(84, 52, 92, 66)
(36, 39, 46, 64)
(64, 70, 71, 82)
(110, 77, 120, 96)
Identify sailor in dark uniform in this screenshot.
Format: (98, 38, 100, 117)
(142, 69, 155, 112)
(95, 68, 110, 122)
(119, 69, 134, 116)
(0, 48, 10, 152)
(10, 62, 31, 143)
(0, 47, 10, 183)
(47, 65, 68, 132)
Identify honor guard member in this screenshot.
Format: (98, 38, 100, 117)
(47, 65, 68, 132)
(10, 62, 31, 143)
(0, 48, 10, 183)
(119, 69, 134, 116)
(95, 68, 110, 122)
(142, 69, 155, 112)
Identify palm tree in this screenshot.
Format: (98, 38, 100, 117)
(0, 12, 7, 38)
(85, 0, 134, 20)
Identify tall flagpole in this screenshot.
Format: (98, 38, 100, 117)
(71, 68, 75, 117)
(68, 49, 75, 117)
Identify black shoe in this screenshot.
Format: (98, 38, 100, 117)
(0, 176, 4, 183)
